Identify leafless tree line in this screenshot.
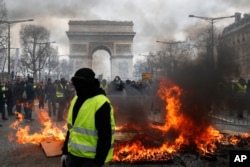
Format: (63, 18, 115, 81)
(0, 0, 70, 81)
(135, 23, 239, 83)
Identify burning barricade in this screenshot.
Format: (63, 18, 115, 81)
(8, 109, 67, 157)
(111, 79, 250, 164)
(8, 79, 250, 164)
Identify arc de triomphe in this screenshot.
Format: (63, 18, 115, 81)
(66, 20, 136, 80)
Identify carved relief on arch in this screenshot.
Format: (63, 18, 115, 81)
(118, 61, 129, 78)
(70, 44, 88, 54)
(116, 44, 131, 54)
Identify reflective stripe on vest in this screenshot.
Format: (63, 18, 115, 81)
(2, 86, 7, 98)
(56, 84, 64, 97)
(67, 125, 115, 137)
(67, 95, 115, 162)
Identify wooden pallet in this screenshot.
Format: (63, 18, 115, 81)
(40, 139, 64, 157)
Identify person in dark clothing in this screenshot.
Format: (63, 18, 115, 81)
(108, 76, 124, 95)
(55, 78, 68, 122)
(0, 80, 8, 121)
(44, 78, 56, 117)
(36, 81, 45, 109)
(61, 68, 115, 167)
(233, 78, 247, 119)
(23, 77, 35, 122)
(13, 76, 25, 116)
(6, 81, 15, 116)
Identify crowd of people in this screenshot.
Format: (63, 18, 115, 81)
(3, 74, 249, 128)
(0, 73, 153, 127)
(104, 75, 153, 96)
(0, 76, 75, 126)
(1, 68, 116, 166)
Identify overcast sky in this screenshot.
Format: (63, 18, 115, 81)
(5, 0, 249, 56)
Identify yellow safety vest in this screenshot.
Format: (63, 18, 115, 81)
(2, 86, 8, 99)
(56, 84, 64, 98)
(235, 83, 247, 96)
(67, 95, 115, 163)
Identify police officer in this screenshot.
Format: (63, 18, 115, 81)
(61, 68, 115, 167)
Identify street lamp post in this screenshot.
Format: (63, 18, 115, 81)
(188, 14, 235, 69)
(0, 19, 34, 78)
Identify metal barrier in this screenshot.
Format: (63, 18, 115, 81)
(210, 96, 250, 132)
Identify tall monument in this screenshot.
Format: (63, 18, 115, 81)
(66, 20, 136, 80)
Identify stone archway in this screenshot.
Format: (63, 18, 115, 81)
(66, 20, 136, 80)
(92, 50, 111, 80)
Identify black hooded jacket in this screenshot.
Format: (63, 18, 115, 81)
(62, 76, 112, 166)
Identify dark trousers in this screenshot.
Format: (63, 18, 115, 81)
(57, 98, 66, 121)
(16, 99, 23, 113)
(235, 97, 247, 118)
(23, 100, 34, 120)
(7, 101, 14, 116)
(66, 154, 97, 167)
(0, 103, 6, 119)
(38, 97, 45, 109)
(47, 98, 56, 116)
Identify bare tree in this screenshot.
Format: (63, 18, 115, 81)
(0, 0, 7, 44)
(46, 46, 59, 78)
(59, 59, 70, 80)
(19, 24, 50, 81)
(146, 41, 194, 80)
(0, 0, 7, 74)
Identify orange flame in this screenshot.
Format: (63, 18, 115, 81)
(113, 79, 227, 162)
(8, 81, 250, 163)
(9, 109, 66, 145)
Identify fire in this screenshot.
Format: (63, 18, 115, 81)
(113, 79, 227, 163)
(8, 109, 66, 145)
(8, 80, 250, 162)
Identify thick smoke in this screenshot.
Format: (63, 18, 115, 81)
(173, 53, 216, 126)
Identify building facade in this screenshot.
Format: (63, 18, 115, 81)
(221, 12, 250, 79)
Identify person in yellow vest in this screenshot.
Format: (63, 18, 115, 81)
(61, 68, 115, 167)
(55, 78, 68, 122)
(233, 78, 247, 119)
